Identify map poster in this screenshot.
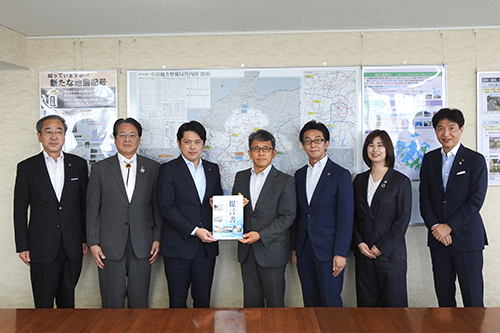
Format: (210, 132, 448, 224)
(363, 66, 446, 180)
(477, 72, 500, 186)
(128, 67, 361, 194)
(212, 195, 244, 240)
(40, 70, 118, 170)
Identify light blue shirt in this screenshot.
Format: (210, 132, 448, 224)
(441, 142, 461, 192)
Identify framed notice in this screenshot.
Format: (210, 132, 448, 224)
(477, 71, 500, 186)
(212, 195, 244, 240)
(40, 70, 118, 170)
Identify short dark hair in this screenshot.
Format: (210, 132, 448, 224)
(362, 129, 395, 168)
(176, 121, 207, 143)
(248, 129, 276, 149)
(113, 118, 143, 137)
(299, 120, 330, 143)
(37, 115, 68, 133)
(432, 108, 465, 129)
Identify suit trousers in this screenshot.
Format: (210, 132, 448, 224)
(98, 235, 151, 308)
(240, 245, 286, 308)
(163, 242, 216, 308)
(30, 242, 82, 308)
(355, 256, 408, 307)
(297, 235, 344, 307)
(430, 245, 484, 307)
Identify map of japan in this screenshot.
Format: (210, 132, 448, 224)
(129, 68, 361, 193)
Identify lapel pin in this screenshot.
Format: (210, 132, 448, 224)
(381, 180, 387, 188)
(140, 166, 145, 173)
(459, 159, 464, 165)
(327, 173, 331, 176)
(68, 163, 72, 167)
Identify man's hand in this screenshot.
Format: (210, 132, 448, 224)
(291, 250, 298, 267)
(237, 193, 249, 207)
(90, 245, 106, 269)
(238, 231, 260, 244)
(371, 245, 382, 257)
(441, 234, 453, 246)
(149, 241, 160, 264)
(82, 243, 88, 256)
(332, 255, 346, 277)
(431, 223, 452, 243)
(19, 251, 30, 266)
(195, 228, 217, 243)
(357, 242, 376, 259)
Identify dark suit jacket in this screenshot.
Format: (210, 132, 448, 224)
(14, 152, 88, 264)
(232, 166, 296, 268)
(86, 154, 162, 260)
(157, 156, 222, 260)
(420, 145, 488, 252)
(352, 168, 412, 262)
(291, 158, 354, 262)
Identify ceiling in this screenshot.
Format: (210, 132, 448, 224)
(1, 0, 500, 38)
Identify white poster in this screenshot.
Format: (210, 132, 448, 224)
(477, 72, 500, 186)
(40, 70, 118, 170)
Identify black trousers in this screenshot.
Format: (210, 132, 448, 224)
(30, 242, 82, 308)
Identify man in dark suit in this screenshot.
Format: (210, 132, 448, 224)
(232, 129, 296, 308)
(420, 108, 488, 307)
(290, 120, 354, 307)
(157, 121, 223, 308)
(87, 118, 162, 308)
(14, 115, 88, 308)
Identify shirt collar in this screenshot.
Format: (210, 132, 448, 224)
(251, 163, 272, 176)
(118, 152, 137, 164)
(308, 155, 328, 169)
(43, 150, 64, 162)
(441, 142, 461, 158)
(181, 154, 203, 169)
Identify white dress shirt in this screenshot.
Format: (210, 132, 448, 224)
(250, 164, 273, 210)
(43, 150, 65, 202)
(441, 142, 461, 192)
(306, 155, 328, 204)
(367, 173, 382, 207)
(118, 153, 137, 202)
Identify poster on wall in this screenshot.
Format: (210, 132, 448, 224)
(40, 70, 118, 169)
(363, 65, 447, 224)
(363, 66, 446, 180)
(477, 72, 500, 186)
(128, 67, 362, 194)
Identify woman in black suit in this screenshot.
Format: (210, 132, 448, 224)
(352, 129, 412, 307)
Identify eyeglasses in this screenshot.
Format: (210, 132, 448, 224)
(117, 132, 139, 139)
(250, 146, 273, 153)
(42, 130, 64, 137)
(302, 138, 327, 145)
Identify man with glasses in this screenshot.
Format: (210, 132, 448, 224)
(420, 108, 488, 307)
(157, 121, 223, 308)
(232, 129, 296, 307)
(14, 115, 88, 308)
(87, 117, 162, 308)
(290, 120, 354, 307)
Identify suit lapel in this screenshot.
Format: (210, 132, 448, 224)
(202, 161, 214, 204)
(33, 152, 59, 203)
(254, 166, 278, 212)
(177, 156, 201, 205)
(60, 153, 74, 202)
(108, 154, 129, 202)
(130, 155, 146, 203)
(296, 166, 308, 209)
(309, 159, 333, 205)
(447, 145, 467, 193)
(370, 168, 394, 217)
(431, 149, 445, 196)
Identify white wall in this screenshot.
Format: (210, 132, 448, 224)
(1, 29, 499, 308)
